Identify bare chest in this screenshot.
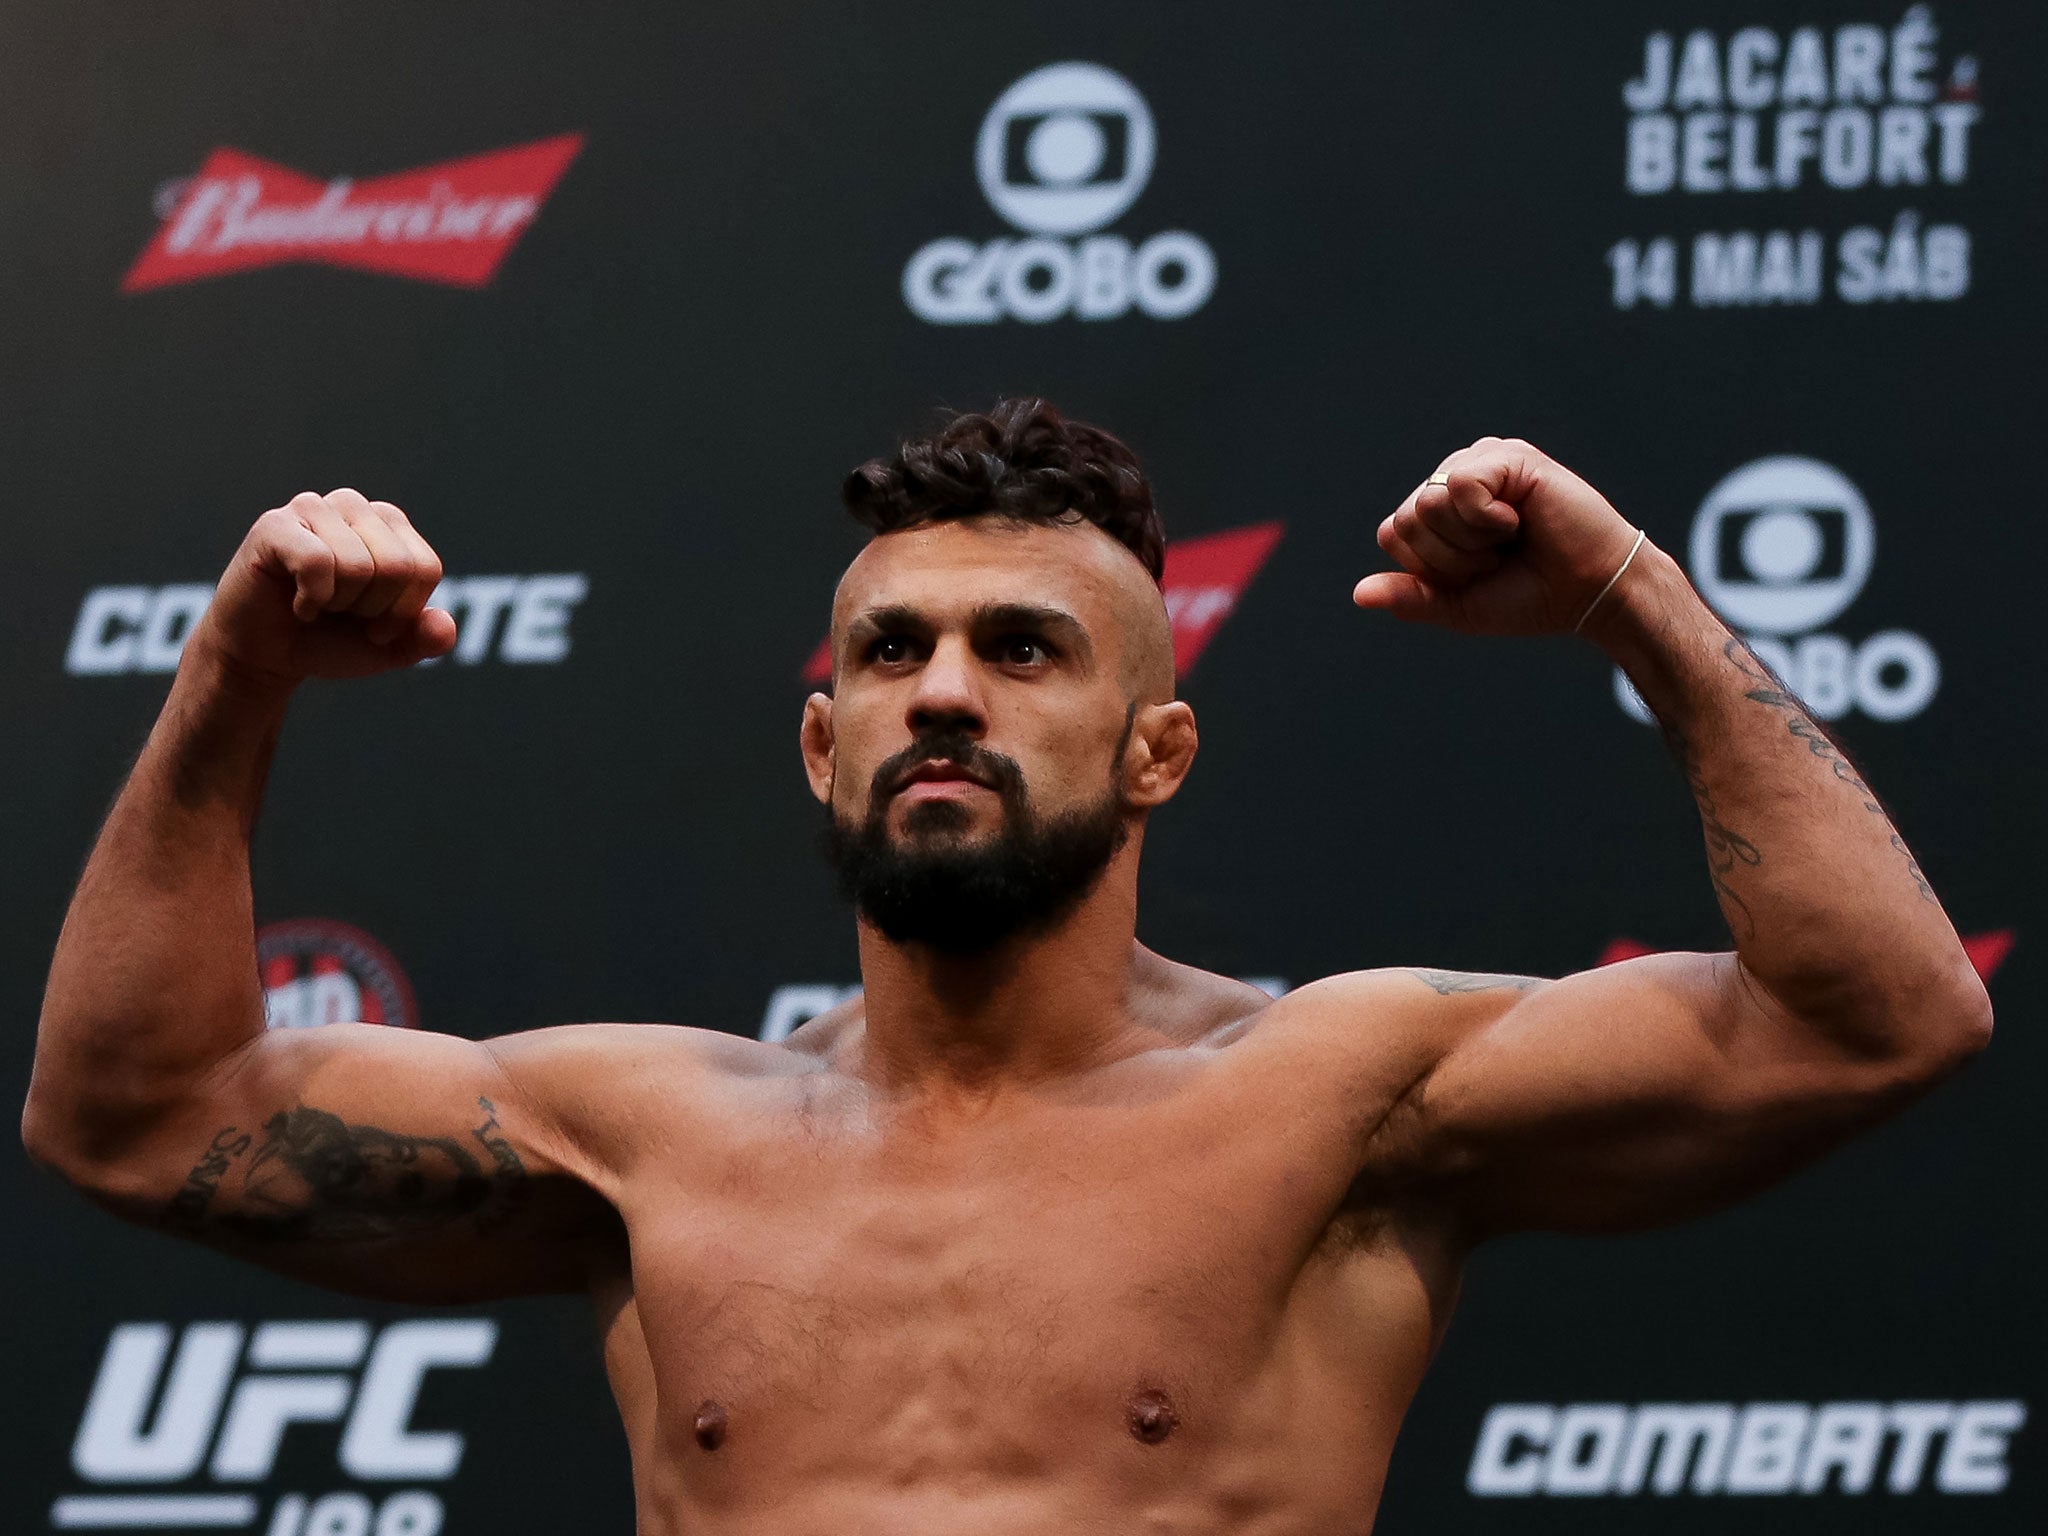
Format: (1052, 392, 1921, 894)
(609, 1076, 1424, 1490)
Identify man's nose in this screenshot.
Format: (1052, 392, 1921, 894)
(907, 636, 987, 736)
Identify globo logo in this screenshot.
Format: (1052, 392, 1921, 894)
(904, 62, 1216, 325)
(1615, 455, 1938, 724)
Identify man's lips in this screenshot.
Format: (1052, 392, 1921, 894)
(893, 759, 993, 796)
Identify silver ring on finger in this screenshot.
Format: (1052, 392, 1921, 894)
(1426, 471, 1450, 488)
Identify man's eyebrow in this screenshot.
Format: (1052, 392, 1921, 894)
(972, 602, 1088, 641)
(845, 603, 928, 639)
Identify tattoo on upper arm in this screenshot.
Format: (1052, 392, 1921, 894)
(162, 1097, 531, 1244)
(1725, 640, 1936, 904)
(164, 1128, 252, 1235)
(1406, 968, 1543, 996)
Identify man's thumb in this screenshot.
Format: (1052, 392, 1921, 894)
(1351, 572, 1449, 624)
(402, 607, 460, 663)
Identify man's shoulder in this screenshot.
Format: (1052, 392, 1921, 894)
(486, 1020, 843, 1178)
(1239, 967, 1551, 1076)
(1129, 947, 1281, 1048)
(488, 1019, 826, 1099)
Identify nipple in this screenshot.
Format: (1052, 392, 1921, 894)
(692, 1400, 728, 1452)
(1127, 1388, 1179, 1445)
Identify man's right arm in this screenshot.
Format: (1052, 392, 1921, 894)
(23, 492, 623, 1302)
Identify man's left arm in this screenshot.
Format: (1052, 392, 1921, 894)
(1334, 438, 1991, 1234)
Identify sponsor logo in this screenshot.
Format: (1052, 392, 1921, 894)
(1615, 457, 1936, 723)
(1607, 7, 1980, 309)
(419, 574, 588, 666)
(800, 521, 1283, 685)
(258, 920, 418, 1032)
(65, 585, 214, 677)
(65, 574, 588, 676)
(1599, 928, 2014, 982)
(52, 1318, 495, 1532)
(1469, 1399, 2027, 1497)
(904, 62, 1216, 324)
(124, 135, 583, 293)
(761, 976, 1290, 1041)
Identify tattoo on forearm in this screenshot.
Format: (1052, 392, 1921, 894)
(1659, 717, 1762, 935)
(1889, 833, 1937, 903)
(162, 1096, 530, 1244)
(1407, 968, 1543, 996)
(1725, 640, 1937, 904)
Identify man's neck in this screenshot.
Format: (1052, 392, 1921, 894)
(851, 866, 1154, 1095)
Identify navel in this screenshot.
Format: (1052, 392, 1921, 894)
(692, 1399, 728, 1452)
(1126, 1387, 1179, 1445)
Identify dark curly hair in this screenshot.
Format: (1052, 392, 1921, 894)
(842, 398, 1165, 582)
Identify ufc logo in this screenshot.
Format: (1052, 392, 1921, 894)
(72, 1320, 496, 1484)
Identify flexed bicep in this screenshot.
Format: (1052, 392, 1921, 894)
(1340, 956, 1949, 1237)
(168, 1092, 529, 1246)
(100, 1024, 626, 1303)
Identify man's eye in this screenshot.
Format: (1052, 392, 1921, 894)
(872, 636, 912, 664)
(1001, 636, 1049, 666)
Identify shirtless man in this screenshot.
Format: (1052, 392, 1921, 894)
(26, 399, 1990, 1534)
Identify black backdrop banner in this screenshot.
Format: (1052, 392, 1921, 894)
(5, 2, 2042, 1532)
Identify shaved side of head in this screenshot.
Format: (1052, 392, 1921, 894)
(1107, 554, 1175, 704)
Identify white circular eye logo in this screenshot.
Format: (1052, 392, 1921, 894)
(976, 62, 1156, 235)
(1689, 455, 1875, 634)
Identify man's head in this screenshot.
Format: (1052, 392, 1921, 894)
(801, 398, 1197, 953)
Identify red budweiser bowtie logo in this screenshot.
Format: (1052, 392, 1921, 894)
(122, 134, 584, 293)
(799, 520, 1285, 685)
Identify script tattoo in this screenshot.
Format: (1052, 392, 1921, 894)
(1407, 969, 1543, 996)
(1660, 715, 1762, 935)
(1726, 639, 1936, 903)
(163, 1127, 253, 1234)
(165, 1096, 529, 1244)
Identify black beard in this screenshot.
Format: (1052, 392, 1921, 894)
(823, 729, 1129, 955)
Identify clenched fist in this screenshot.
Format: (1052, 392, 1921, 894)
(1353, 438, 1646, 636)
(189, 490, 458, 686)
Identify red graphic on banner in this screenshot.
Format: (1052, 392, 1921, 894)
(122, 134, 584, 293)
(800, 520, 1285, 686)
(256, 919, 419, 1030)
(1597, 930, 2013, 983)
(1159, 521, 1286, 677)
(1960, 929, 2014, 980)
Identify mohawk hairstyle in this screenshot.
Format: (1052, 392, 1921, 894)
(841, 397, 1165, 582)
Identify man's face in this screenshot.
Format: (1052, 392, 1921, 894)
(804, 517, 1176, 950)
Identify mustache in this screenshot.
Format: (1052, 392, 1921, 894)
(869, 731, 1025, 803)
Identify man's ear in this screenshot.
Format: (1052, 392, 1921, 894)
(800, 692, 835, 805)
(1124, 701, 1198, 809)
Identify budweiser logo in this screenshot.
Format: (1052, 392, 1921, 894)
(799, 521, 1285, 685)
(123, 134, 584, 292)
